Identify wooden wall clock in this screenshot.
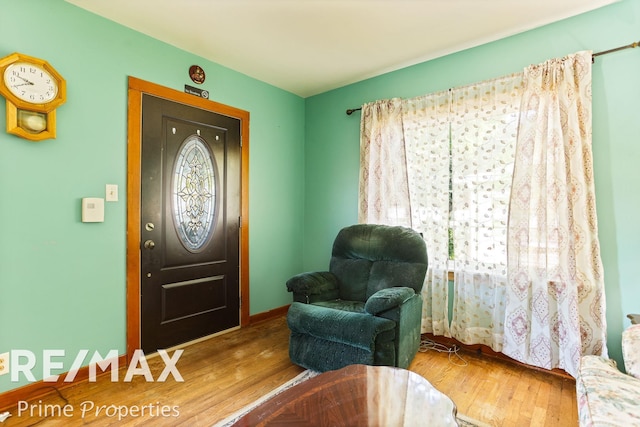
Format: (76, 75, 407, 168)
(0, 52, 66, 141)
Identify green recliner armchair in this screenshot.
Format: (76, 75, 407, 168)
(286, 224, 428, 372)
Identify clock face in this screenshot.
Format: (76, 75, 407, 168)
(3, 62, 59, 104)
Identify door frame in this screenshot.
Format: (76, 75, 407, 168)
(126, 76, 250, 360)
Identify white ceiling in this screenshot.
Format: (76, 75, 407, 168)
(65, 0, 619, 98)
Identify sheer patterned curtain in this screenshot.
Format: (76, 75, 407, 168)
(448, 74, 523, 350)
(358, 51, 607, 376)
(360, 79, 523, 341)
(503, 51, 607, 377)
(358, 98, 411, 225)
(402, 91, 452, 336)
(359, 95, 452, 335)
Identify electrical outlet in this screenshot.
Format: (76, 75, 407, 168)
(0, 352, 8, 376)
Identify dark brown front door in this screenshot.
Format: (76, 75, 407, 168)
(140, 93, 241, 353)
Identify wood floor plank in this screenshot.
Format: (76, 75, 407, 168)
(0, 315, 577, 426)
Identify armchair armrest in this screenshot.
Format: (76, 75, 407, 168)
(364, 287, 416, 315)
(286, 271, 340, 303)
(623, 324, 640, 379)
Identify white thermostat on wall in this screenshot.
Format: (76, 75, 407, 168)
(82, 198, 105, 223)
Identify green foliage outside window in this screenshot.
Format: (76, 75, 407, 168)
(448, 227, 455, 260)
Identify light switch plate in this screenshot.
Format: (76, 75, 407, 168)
(106, 184, 118, 202)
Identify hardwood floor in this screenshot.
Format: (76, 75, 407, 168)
(0, 315, 577, 426)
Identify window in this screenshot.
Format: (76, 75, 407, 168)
(402, 78, 523, 276)
(172, 135, 217, 252)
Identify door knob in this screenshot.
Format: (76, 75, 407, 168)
(144, 240, 155, 250)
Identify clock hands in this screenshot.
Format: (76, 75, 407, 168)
(16, 75, 35, 85)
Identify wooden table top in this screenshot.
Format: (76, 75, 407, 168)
(233, 364, 458, 426)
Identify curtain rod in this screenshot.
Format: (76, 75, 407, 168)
(345, 39, 640, 115)
(592, 40, 639, 61)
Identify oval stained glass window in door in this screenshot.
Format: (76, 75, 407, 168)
(172, 135, 217, 252)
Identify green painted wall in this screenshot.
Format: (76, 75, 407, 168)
(0, 0, 304, 393)
(1, 0, 638, 395)
(304, 0, 640, 369)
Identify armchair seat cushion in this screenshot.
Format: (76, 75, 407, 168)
(287, 302, 396, 349)
(313, 299, 366, 313)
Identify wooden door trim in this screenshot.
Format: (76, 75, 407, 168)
(126, 76, 250, 361)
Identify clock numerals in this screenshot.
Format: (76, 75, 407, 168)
(4, 62, 58, 104)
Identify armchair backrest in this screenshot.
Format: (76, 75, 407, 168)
(329, 224, 428, 302)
